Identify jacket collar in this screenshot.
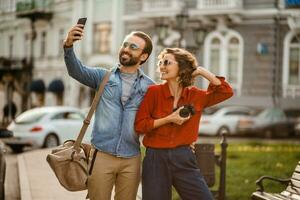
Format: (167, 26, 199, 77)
(112, 65, 144, 78)
(162, 82, 188, 99)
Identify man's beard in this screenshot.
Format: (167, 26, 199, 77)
(119, 52, 140, 67)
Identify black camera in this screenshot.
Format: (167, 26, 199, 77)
(173, 105, 195, 118)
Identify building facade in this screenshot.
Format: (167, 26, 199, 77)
(123, 0, 300, 109)
(0, 0, 124, 121)
(0, 0, 300, 122)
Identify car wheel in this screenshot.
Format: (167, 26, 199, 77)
(217, 126, 230, 135)
(10, 145, 24, 153)
(43, 134, 59, 148)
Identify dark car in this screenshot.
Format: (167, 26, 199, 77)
(237, 108, 295, 138)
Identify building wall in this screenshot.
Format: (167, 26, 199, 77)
(0, 0, 119, 117)
(1, 0, 300, 121)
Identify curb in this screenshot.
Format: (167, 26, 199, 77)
(17, 154, 32, 200)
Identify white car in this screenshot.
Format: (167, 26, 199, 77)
(199, 106, 256, 136)
(4, 106, 91, 153)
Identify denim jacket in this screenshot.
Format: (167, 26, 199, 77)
(64, 47, 154, 158)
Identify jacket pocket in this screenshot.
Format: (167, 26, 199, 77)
(103, 81, 118, 100)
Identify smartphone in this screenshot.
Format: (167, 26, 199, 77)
(77, 17, 87, 26)
(75, 17, 87, 37)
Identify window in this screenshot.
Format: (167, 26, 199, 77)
(41, 31, 46, 58)
(209, 38, 221, 75)
(225, 111, 250, 116)
(9, 35, 13, 58)
(283, 32, 300, 98)
(0, 0, 15, 12)
(289, 35, 300, 85)
(15, 110, 48, 124)
(204, 30, 243, 96)
(24, 33, 30, 59)
(93, 23, 111, 54)
(227, 37, 239, 84)
(52, 112, 84, 120)
(58, 28, 65, 56)
(9, 0, 16, 11)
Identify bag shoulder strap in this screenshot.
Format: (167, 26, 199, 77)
(74, 71, 112, 151)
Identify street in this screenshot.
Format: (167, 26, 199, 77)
(2, 136, 300, 200)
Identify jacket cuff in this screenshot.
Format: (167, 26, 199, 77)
(63, 46, 74, 54)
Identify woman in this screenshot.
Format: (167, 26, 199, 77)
(135, 48, 233, 200)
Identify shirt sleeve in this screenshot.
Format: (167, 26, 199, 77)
(134, 87, 155, 135)
(203, 76, 234, 108)
(64, 47, 106, 89)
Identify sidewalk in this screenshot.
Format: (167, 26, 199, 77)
(18, 149, 142, 200)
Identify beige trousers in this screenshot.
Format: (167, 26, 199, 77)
(87, 150, 141, 200)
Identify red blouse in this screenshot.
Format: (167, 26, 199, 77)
(134, 76, 233, 148)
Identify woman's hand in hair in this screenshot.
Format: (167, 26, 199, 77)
(192, 66, 204, 77)
(192, 66, 221, 85)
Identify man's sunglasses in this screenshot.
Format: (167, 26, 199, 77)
(157, 59, 177, 66)
(122, 42, 141, 50)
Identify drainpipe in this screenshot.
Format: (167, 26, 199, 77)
(272, 0, 281, 108)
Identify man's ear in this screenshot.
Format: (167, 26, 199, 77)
(140, 53, 148, 62)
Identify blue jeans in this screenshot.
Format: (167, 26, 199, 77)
(142, 146, 214, 200)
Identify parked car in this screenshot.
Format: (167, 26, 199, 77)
(0, 128, 13, 138)
(199, 106, 257, 136)
(237, 108, 296, 138)
(3, 106, 91, 153)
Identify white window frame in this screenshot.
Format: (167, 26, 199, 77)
(204, 29, 244, 96)
(58, 28, 65, 57)
(40, 31, 47, 58)
(93, 22, 111, 54)
(283, 31, 300, 98)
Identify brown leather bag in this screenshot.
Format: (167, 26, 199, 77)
(46, 72, 111, 191)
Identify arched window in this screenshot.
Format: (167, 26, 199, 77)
(283, 32, 300, 98)
(209, 38, 221, 75)
(289, 35, 300, 85)
(227, 37, 240, 85)
(204, 30, 243, 96)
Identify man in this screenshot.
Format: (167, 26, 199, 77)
(63, 23, 154, 200)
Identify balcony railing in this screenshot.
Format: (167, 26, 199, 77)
(16, 0, 53, 13)
(142, 0, 182, 12)
(16, 0, 53, 19)
(197, 0, 243, 10)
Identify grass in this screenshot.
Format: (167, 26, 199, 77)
(141, 141, 300, 200)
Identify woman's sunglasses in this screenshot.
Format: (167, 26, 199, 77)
(157, 59, 177, 66)
(122, 42, 141, 50)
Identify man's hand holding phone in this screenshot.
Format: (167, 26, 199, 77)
(63, 17, 87, 48)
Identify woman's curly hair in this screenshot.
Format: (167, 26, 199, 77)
(158, 48, 198, 87)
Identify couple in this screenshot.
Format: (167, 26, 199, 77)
(63, 23, 233, 200)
